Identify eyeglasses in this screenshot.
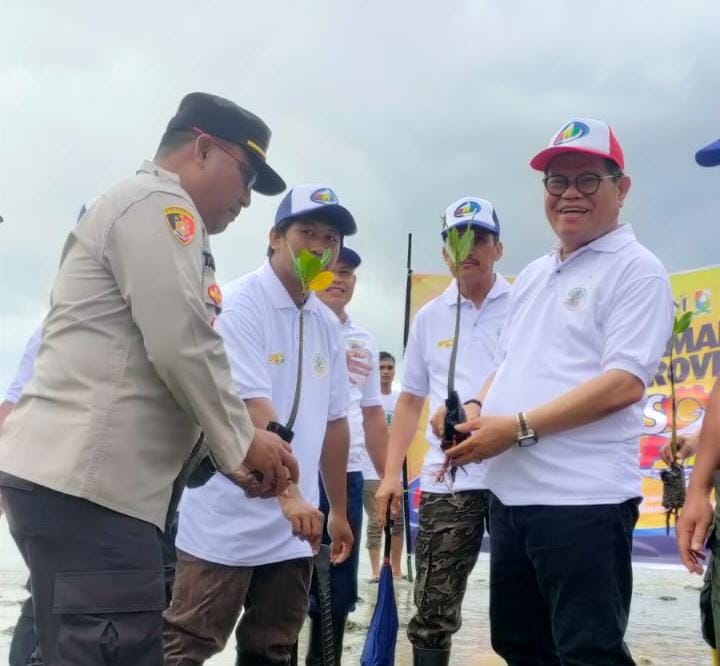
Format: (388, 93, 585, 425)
(543, 172, 618, 196)
(192, 127, 258, 190)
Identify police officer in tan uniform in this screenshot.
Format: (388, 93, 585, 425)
(0, 92, 299, 666)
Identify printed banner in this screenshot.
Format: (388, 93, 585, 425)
(404, 267, 720, 563)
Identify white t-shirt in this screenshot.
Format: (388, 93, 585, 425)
(176, 261, 350, 566)
(362, 390, 399, 481)
(4, 327, 42, 404)
(402, 275, 511, 493)
(483, 225, 673, 506)
(338, 318, 383, 473)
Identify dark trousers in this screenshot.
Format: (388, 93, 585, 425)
(309, 471, 364, 618)
(1, 476, 166, 666)
(9, 587, 37, 666)
(488, 494, 640, 666)
(163, 550, 313, 665)
(9, 514, 180, 666)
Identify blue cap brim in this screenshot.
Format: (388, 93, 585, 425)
(696, 138, 720, 167)
(275, 204, 357, 236)
(337, 247, 361, 267)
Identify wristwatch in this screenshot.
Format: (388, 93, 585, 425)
(515, 412, 538, 447)
(463, 399, 483, 410)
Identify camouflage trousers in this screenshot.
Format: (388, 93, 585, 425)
(408, 490, 489, 650)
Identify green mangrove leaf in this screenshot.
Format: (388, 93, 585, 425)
(444, 223, 474, 267)
(309, 271, 335, 291)
(457, 224, 475, 263)
(290, 247, 335, 291)
(673, 311, 693, 336)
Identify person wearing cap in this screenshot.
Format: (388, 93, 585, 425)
(0, 93, 299, 666)
(676, 134, 720, 647)
(305, 245, 388, 664)
(436, 118, 673, 664)
(375, 196, 509, 666)
(163, 183, 356, 666)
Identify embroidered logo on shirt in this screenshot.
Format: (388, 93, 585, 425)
(268, 352, 285, 365)
(564, 287, 588, 311)
(164, 207, 196, 245)
(312, 352, 328, 378)
(207, 284, 222, 305)
(437, 338, 454, 348)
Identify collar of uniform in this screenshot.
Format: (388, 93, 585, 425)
(258, 260, 321, 312)
(442, 273, 508, 308)
(550, 224, 637, 267)
(136, 160, 182, 185)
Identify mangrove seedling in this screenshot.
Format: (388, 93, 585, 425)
(660, 309, 693, 535)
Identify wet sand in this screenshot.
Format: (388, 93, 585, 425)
(0, 522, 709, 664)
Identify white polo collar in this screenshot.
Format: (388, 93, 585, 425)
(551, 224, 637, 266)
(258, 260, 321, 313)
(441, 273, 511, 308)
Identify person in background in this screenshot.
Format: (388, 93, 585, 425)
(362, 351, 404, 580)
(309, 246, 387, 664)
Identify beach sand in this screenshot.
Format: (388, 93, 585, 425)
(0, 521, 709, 665)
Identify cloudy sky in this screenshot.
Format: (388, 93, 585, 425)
(1, 0, 719, 390)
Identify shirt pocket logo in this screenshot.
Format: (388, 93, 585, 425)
(437, 338, 454, 349)
(564, 287, 588, 311)
(312, 352, 328, 378)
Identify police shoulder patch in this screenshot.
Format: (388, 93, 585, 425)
(164, 207, 197, 245)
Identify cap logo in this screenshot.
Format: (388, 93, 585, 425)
(454, 201, 481, 217)
(310, 188, 339, 205)
(553, 121, 590, 146)
(246, 139, 266, 159)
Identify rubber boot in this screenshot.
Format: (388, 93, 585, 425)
(413, 645, 451, 666)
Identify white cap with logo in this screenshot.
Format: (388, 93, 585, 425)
(274, 183, 357, 235)
(442, 196, 500, 239)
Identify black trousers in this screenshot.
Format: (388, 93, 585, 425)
(9, 515, 180, 665)
(1, 475, 166, 666)
(9, 587, 37, 666)
(488, 493, 640, 666)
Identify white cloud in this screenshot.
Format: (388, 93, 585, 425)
(1, 0, 719, 389)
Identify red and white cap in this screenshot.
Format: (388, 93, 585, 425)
(530, 118, 624, 172)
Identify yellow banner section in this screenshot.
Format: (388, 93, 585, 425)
(640, 266, 719, 530)
(406, 267, 720, 535)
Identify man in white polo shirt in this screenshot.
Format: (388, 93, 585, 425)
(376, 196, 509, 666)
(163, 184, 355, 666)
(362, 351, 404, 580)
(307, 246, 387, 664)
(442, 119, 674, 664)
